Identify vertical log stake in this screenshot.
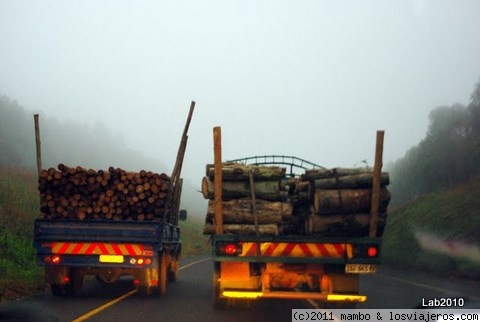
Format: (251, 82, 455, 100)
(34, 114, 42, 178)
(249, 170, 262, 257)
(248, 170, 259, 236)
(369, 130, 385, 237)
(168, 101, 195, 224)
(213, 127, 223, 234)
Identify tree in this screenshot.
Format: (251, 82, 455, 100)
(467, 80, 480, 173)
(388, 78, 480, 205)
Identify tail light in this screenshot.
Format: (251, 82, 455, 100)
(353, 244, 379, 258)
(130, 257, 152, 265)
(218, 243, 242, 256)
(44, 255, 62, 264)
(367, 246, 378, 257)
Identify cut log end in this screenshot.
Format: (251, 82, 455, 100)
(38, 165, 173, 222)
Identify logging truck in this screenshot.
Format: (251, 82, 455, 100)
(205, 128, 388, 308)
(32, 102, 195, 296)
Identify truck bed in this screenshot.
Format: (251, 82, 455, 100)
(34, 219, 180, 268)
(34, 219, 179, 245)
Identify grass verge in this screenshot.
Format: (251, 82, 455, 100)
(0, 167, 44, 301)
(382, 176, 480, 279)
(179, 216, 210, 257)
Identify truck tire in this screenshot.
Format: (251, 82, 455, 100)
(157, 252, 167, 295)
(67, 268, 84, 296)
(212, 262, 228, 310)
(50, 283, 67, 296)
(167, 258, 179, 282)
(138, 285, 153, 297)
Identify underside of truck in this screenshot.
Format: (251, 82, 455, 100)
(40, 248, 181, 297)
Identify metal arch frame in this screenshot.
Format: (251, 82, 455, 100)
(226, 155, 326, 177)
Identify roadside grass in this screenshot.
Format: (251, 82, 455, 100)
(382, 176, 480, 279)
(0, 167, 44, 301)
(179, 216, 210, 257)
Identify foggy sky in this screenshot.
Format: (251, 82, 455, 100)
(1, 1, 480, 193)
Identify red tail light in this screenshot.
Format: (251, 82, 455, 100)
(225, 244, 237, 255)
(218, 243, 241, 256)
(63, 277, 70, 283)
(367, 246, 378, 257)
(46, 255, 61, 264)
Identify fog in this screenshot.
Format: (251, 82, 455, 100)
(1, 1, 479, 213)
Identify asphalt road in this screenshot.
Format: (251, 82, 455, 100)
(1, 256, 479, 322)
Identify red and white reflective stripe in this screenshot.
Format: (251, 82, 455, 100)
(239, 242, 353, 258)
(51, 242, 145, 256)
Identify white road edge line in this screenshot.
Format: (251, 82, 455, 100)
(377, 272, 480, 302)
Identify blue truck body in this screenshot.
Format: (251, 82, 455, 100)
(34, 217, 181, 296)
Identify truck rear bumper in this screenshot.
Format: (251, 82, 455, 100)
(37, 254, 158, 269)
(212, 235, 382, 265)
(221, 290, 367, 302)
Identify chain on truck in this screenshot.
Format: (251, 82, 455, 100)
(32, 102, 195, 297)
(205, 127, 389, 308)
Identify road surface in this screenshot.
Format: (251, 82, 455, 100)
(1, 256, 479, 322)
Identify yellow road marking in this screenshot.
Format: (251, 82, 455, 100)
(376, 273, 480, 302)
(178, 257, 210, 271)
(71, 257, 211, 322)
(71, 289, 137, 322)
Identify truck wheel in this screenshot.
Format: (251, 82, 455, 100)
(212, 262, 228, 310)
(138, 285, 153, 297)
(50, 283, 67, 296)
(67, 268, 83, 296)
(95, 276, 106, 284)
(167, 258, 179, 282)
(157, 252, 167, 295)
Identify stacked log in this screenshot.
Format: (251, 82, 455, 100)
(38, 164, 171, 221)
(202, 163, 290, 235)
(299, 168, 391, 237)
(202, 163, 391, 237)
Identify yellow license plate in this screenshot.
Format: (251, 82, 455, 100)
(345, 264, 376, 274)
(99, 255, 124, 263)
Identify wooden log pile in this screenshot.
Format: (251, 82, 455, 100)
(201, 163, 288, 201)
(203, 163, 391, 237)
(297, 168, 391, 237)
(202, 163, 292, 235)
(39, 164, 171, 221)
